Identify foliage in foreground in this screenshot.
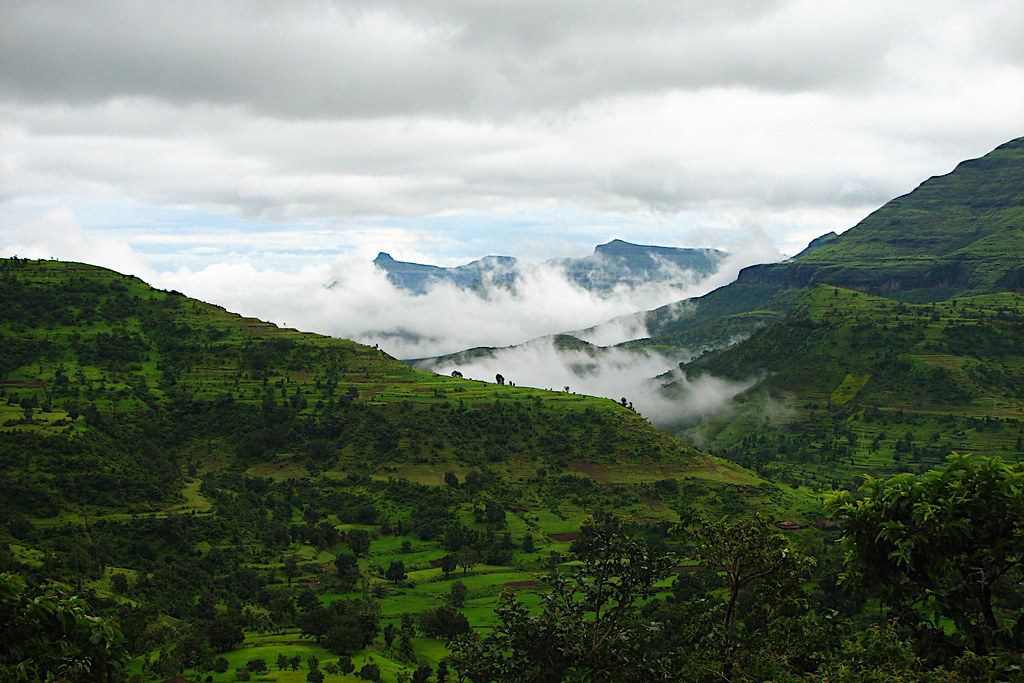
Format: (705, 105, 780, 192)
(449, 516, 677, 681)
(829, 453, 1024, 662)
(450, 456, 1024, 682)
(0, 572, 126, 682)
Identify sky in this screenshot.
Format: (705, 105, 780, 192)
(2, 0, 1023, 361)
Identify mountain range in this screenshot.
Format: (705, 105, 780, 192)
(373, 239, 728, 295)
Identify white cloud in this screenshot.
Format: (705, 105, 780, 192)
(1, 0, 1022, 385)
(415, 337, 755, 427)
(0, 205, 786, 363)
(1, 0, 1021, 251)
(154, 249, 757, 359)
(0, 206, 152, 277)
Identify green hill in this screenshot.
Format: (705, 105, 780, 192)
(643, 137, 1024, 489)
(0, 257, 796, 681)
(669, 285, 1024, 488)
(642, 136, 1024, 352)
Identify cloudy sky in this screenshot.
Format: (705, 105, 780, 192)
(2, 0, 1023, 356)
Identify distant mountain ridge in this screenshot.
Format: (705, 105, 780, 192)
(373, 239, 728, 295)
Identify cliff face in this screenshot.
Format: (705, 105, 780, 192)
(734, 254, 988, 297)
(735, 137, 1024, 301)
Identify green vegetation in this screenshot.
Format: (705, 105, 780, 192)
(448, 459, 1024, 681)
(2, 136, 1023, 680)
(643, 136, 1024, 364)
(0, 571, 127, 681)
(672, 286, 1024, 488)
(0, 257, 797, 682)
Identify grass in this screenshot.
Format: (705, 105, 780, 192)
(2, 257, 809, 683)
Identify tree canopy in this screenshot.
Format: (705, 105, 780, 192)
(0, 572, 126, 682)
(828, 453, 1024, 659)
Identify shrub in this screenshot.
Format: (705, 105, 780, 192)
(358, 662, 381, 681)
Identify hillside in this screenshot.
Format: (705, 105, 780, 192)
(667, 285, 1024, 488)
(641, 136, 1024, 351)
(0, 257, 794, 682)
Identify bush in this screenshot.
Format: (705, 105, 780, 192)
(419, 604, 470, 639)
(246, 658, 267, 673)
(358, 662, 381, 681)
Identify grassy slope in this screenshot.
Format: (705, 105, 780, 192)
(671, 285, 1024, 488)
(0, 258, 804, 682)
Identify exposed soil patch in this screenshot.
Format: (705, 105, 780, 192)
(547, 532, 580, 542)
(567, 461, 606, 482)
(504, 580, 536, 589)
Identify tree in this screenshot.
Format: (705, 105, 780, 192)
(495, 374, 504, 385)
(448, 580, 468, 608)
(688, 513, 810, 636)
(449, 516, 676, 681)
(484, 499, 506, 526)
(383, 622, 397, 649)
(412, 663, 433, 683)
(440, 553, 457, 576)
(358, 661, 381, 680)
(337, 655, 355, 674)
(207, 613, 244, 653)
(295, 587, 320, 612)
(386, 560, 407, 584)
(664, 513, 822, 681)
(347, 529, 372, 557)
(828, 453, 1024, 659)
(246, 658, 268, 673)
(419, 604, 471, 639)
(0, 573, 127, 682)
(455, 546, 479, 574)
(335, 552, 361, 590)
(284, 554, 300, 587)
(521, 534, 535, 553)
(297, 599, 381, 655)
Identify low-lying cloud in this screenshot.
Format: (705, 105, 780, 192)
(415, 339, 756, 427)
(1, 207, 783, 361)
(2, 207, 771, 424)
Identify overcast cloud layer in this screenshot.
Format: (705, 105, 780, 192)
(2, 0, 1023, 353)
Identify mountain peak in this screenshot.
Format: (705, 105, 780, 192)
(595, 239, 646, 255)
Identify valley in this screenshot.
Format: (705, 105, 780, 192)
(2, 136, 1024, 682)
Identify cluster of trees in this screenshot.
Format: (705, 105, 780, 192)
(447, 455, 1024, 681)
